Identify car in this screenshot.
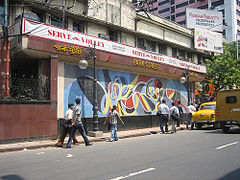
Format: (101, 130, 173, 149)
(192, 101, 216, 129)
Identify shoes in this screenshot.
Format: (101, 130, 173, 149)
(160, 131, 165, 134)
(85, 143, 93, 146)
(114, 138, 118, 141)
(55, 143, 63, 147)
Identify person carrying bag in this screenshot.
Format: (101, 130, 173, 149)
(170, 102, 180, 133)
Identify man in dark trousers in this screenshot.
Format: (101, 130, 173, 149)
(157, 99, 170, 133)
(66, 98, 92, 148)
(176, 101, 183, 127)
(55, 104, 78, 147)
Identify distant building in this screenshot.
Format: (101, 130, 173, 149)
(142, 0, 239, 42)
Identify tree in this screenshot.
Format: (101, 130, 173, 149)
(205, 42, 240, 98)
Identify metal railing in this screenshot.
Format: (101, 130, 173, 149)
(0, 75, 50, 101)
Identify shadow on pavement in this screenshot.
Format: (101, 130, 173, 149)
(203, 127, 240, 134)
(1, 175, 25, 180)
(218, 168, 240, 180)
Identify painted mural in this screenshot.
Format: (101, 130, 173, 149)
(64, 64, 188, 117)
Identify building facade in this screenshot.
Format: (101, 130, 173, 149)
(145, 0, 239, 42)
(0, 0, 207, 142)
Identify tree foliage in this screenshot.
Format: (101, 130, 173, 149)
(205, 42, 240, 96)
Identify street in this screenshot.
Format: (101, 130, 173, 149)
(0, 128, 240, 180)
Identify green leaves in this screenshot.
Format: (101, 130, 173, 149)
(205, 42, 240, 93)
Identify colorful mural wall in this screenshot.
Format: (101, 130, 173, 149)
(64, 64, 188, 117)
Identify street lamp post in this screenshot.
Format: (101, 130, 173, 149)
(78, 42, 102, 137)
(180, 68, 191, 106)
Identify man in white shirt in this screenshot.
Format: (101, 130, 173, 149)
(170, 102, 180, 133)
(157, 99, 170, 133)
(186, 103, 196, 129)
(55, 104, 78, 147)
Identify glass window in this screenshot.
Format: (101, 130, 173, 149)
(159, 44, 167, 55)
(200, 104, 216, 110)
(176, 1, 188, 9)
(146, 40, 156, 52)
(158, 8, 170, 14)
(189, 0, 195, 4)
(176, 11, 185, 17)
(0, 1, 4, 25)
(171, 0, 175, 5)
(171, 6, 175, 13)
(137, 38, 145, 49)
(51, 16, 63, 28)
(73, 21, 85, 33)
(226, 96, 237, 104)
(172, 47, 177, 57)
(158, 0, 170, 6)
(171, 15, 175, 21)
(108, 29, 118, 42)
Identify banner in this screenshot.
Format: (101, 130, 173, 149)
(194, 28, 223, 53)
(22, 18, 206, 73)
(186, 8, 223, 32)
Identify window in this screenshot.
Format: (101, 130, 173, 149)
(171, 15, 175, 21)
(237, 20, 240, 26)
(200, 104, 216, 110)
(226, 96, 237, 104)
(178, 20, 186, 25)
(178, 49, 185, 59)
(172, 47, 177, 57)
(32, 8, 44, 23)
(171, 0, 175, 5)
(176, 11, 185, 17)
(212, 0, 224, 7)
(197, 55, 202, 64)
(189, 0, 195, 4)
(146, 40, 156, 52)
(176, 1, 188, 9)
(171, 6, 175, 13)
(158, 8, 170, 14)
(137, 38, 145, 49)
(73, 21, 85, 33)
(237, 9, 240, 17)
(108, 29, 119, 42)
(159, 44, 167, 55)
(198, 4, 208, 9)
(166, 16, 170, 19)
(187, 52, 193, 62)
(0, 1, 4, 25)
(51, 15, 67, 28)
(158, 0, 170, 6)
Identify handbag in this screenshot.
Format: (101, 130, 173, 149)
(157, 110, 162, 117)
(171, 111, 179, 121)
(106, 121, 112, 130)
(64, 119, 72, 128)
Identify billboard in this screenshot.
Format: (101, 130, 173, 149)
(194, 28, 223, 53)
(186, 8, 223, 32)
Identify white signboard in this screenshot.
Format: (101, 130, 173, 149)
(22, 18, 206, 73)
(186, 8, 223, 32)
(194, 28, 223, 53)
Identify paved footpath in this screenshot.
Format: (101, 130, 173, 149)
(0, 125, 185, 153)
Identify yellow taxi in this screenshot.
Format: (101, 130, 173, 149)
(192, 102, 216, 129)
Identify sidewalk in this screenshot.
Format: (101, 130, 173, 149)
(0, 125, 185, 153)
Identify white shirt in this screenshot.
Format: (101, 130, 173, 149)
(65, 108, 73, 120)
(170, 106, 179, 116)
(158, 103, 170, 115)
(187, 105, 196, 114)
(73, 105, 82, 125)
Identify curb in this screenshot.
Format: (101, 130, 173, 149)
(0, 126, 186, 153)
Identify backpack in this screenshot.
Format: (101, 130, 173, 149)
(171, 110, 179, 121)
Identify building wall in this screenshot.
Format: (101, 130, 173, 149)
(62, 63, 189, 119)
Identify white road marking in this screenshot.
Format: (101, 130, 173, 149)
(110, 168, 156, 180)
(216, 141, 239, 150)
(36, 152, 45, 155)
(66, 154, 74, 158)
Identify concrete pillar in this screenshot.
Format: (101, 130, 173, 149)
(50, 55, 58, 102)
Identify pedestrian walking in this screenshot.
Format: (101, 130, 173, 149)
(186, 103, 196, 129)
(104, 105, 124, 142)
(176, 101, 183, 127)
(66, 98, 92, 148)
(55, 104, 79, 147)
(157, 99, 170, 133)
(170, 102, 180, 133)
